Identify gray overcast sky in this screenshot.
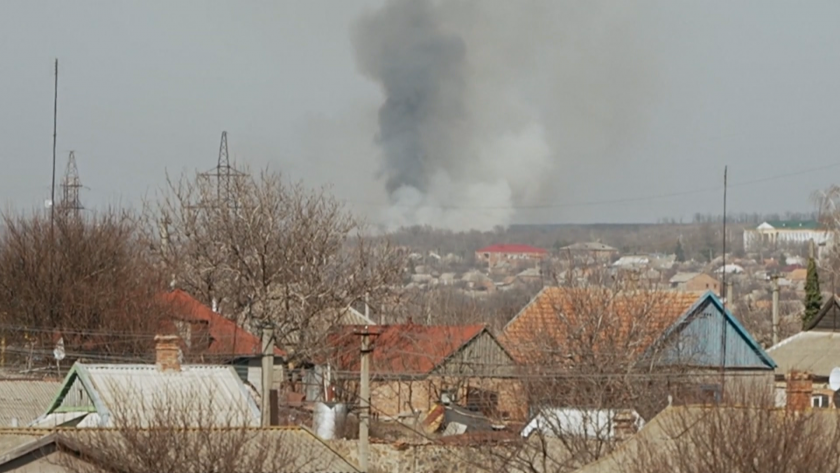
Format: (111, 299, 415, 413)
(3, 1, 840, 226)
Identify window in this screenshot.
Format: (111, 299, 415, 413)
(466, 386, 499, 417)
(812, 394, 830, 408)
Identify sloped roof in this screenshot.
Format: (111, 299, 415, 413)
(36, 362, 260, 428)
(577, 405, 840, 473)
(804, 295, 840, 331)
(0, 380, 60, 427)
(476, 244, 547, 254)
(767, 331, 840, 377)
(162, 290, 284, 359)
(0, 427, 360, 472)
(500, 287, 702, 364)
(325, 324, 488, 376)
(669, 272, 701, 284)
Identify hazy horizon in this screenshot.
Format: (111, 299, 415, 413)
(3, 1, 840, 228)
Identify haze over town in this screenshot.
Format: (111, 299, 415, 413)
(4, 1, 840, 228)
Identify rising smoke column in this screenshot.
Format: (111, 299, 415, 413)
(353, 0, 654, 230)
(354, 0, 469, 198)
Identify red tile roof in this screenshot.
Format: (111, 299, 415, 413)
(499, 287, 701, 365)
(476, 244, 547, 255)
(324, 323, 487, 376)
(161, 290, 284, 359)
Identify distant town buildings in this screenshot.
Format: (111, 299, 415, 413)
(475, 244, 547, 266)
(669, 272, 721, 294)
(743, 220, 832, 251)
(558, 241, 619, 264)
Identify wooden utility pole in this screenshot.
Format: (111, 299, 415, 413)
(261, 325, 275, 427)
(358, 326, 372, 473)
(771, 274, 780, 346)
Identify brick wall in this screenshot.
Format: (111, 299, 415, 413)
(370, 377, 527, 421)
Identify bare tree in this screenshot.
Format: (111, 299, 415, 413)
(488, 271, 743, 473)
(54, 383, 358, 473)
(0, 209, 172, 363)
(621, 403, 840, 473)
(148, 167, 405, 364)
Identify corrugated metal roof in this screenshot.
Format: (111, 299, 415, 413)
(768, 331, 840, 377)
(0, 432, 43, 457)
(40, 363, 260, 428)
(0, 380, 60, 427)
(0, 427, 360, 472)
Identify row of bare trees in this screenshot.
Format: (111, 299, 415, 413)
(0, 166, 405, 367)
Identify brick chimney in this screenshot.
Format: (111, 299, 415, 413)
(155, 334, 181, 372)
(785, 370, 812, 412)
(613, 409, 639, 442)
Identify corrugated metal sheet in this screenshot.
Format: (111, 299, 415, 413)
(0, 381, 60, 427)
(44, 363, 260, 428)
(768, 331, 840, 377)
(0, 427, 360, 473)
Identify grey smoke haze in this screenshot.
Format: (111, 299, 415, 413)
(352, 0, 656, 230)
(4, 1, 840, 228)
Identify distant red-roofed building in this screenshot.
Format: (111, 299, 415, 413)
(324, 323, 525, 421)
(475, 244, 547, 267)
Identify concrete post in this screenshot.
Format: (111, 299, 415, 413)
(359, 326, 371, 472)
(261, 326, 274, 427)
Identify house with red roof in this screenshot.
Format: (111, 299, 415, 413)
(475, 244, 547, 267)
(323, 323, 525, 421)
(161, 289, 284, 362)
(160, 290, 285, 395)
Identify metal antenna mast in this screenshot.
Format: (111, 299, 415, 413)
(50, 59, 58, 225)
(59, 151, 84, 216)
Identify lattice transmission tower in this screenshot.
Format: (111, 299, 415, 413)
(58, 151, 84, 216)
(199, 131, 245, 210)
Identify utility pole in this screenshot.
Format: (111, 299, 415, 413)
(771, 274, 780, 346)
(358, 326, 372, 473)
(261, 325, 275, 427)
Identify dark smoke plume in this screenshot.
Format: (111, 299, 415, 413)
(355, 0, 467, 196)
(353, 0, 655, 230)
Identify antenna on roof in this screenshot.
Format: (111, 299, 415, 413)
(829, 367, 840, 392)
